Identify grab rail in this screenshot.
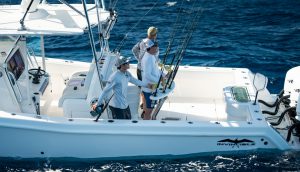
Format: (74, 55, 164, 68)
(27, 48, 35, 68)
(7, 71, 23, 102)
(27, 46, 39, 68)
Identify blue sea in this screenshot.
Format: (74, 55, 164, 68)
(1, 0, 300, 171)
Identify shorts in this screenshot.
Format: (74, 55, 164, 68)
(109, 106, 131, 119)
(142, 91, 157, 109)
(137, 68, 142, 81)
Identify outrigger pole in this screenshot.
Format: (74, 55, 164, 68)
(95, 0, 105, 65)
(19, 0, 35, 30)
(81, 0, 103, 89)
(82, 0, 117, 120)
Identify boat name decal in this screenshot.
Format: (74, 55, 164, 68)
(217, 139, 255, 148)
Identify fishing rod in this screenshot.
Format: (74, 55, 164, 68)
(151, 27, 194, 114)
(81, 0, 106, 92)
(163, 6, 202, 92)
(94, 93, 115, 122)
(162, 35, 190, 92)
(162, 0, 199, 76)
(161, 0, 185, 65)
(108, 0, 118, 10)
(156, 0, 200, 89)
(163, 27, 193, 93)
(152, 0, 186, 97)
(150, 0, 204, 120)
(166, 8, 203, 90)
(152, 0, 202, 120)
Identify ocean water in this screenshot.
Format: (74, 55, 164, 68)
(1, 0, 300, 171)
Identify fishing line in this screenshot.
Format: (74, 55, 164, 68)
(152, 0, 186, 96)
(164, 2, 203, 91)
(162, 0, 185, 65)
(165, 0, 199, 69)
(114, 0, 159, 52)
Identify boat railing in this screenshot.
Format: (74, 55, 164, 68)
(27, 46, 39, 69)
(7, 71, 23, 102)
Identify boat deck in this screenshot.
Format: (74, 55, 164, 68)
(38, 58, 257, 121)
(158, 67, 256, 121)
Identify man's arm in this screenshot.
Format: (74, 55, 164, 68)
(96, 76, 115, 106)
(132, 41, 140, 61)
(128, 72, 148, 87)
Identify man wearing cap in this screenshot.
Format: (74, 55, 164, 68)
(132, 26, 159, 81)
(141, 41, 165, 120)
(92, 56, 151, 119)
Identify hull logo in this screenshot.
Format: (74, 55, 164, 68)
(217, 139, 255, 148)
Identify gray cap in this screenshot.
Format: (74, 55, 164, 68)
(115, 56, 131, 67)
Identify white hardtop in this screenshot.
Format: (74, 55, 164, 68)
(0, 3, 110, 36)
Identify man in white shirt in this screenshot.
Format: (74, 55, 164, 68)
(92, 56, 151, 119)
(132, 26, 159, 81)
(141, 41, 165, 120)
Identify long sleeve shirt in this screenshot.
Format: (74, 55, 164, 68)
(132, 38, 159, 70)
(141, 52, 163, 93)
(97, 70, 147, 109)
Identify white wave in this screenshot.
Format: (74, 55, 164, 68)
(166, 1, 177, 7)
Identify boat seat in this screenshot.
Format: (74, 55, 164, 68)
(59, 53, 118, 107)
(71, 71, 88, 78)
(62, 82, 141, 119)
(58, 63, 95, 107)
(62, 68, 102, 118)
(62, 98, 104, 118)
(61, 62, 141, 119)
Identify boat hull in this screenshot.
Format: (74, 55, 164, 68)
(0, 112, 291, 159)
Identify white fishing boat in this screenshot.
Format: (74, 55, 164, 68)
(0, 0, 300, 159)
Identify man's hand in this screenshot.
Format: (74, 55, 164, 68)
(151, 83, 158, 91)
(164, 65, 172, 72)
(158, 62, 164, 68)
(92, 104, 104, 113)
(92, 104, 97, 111)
